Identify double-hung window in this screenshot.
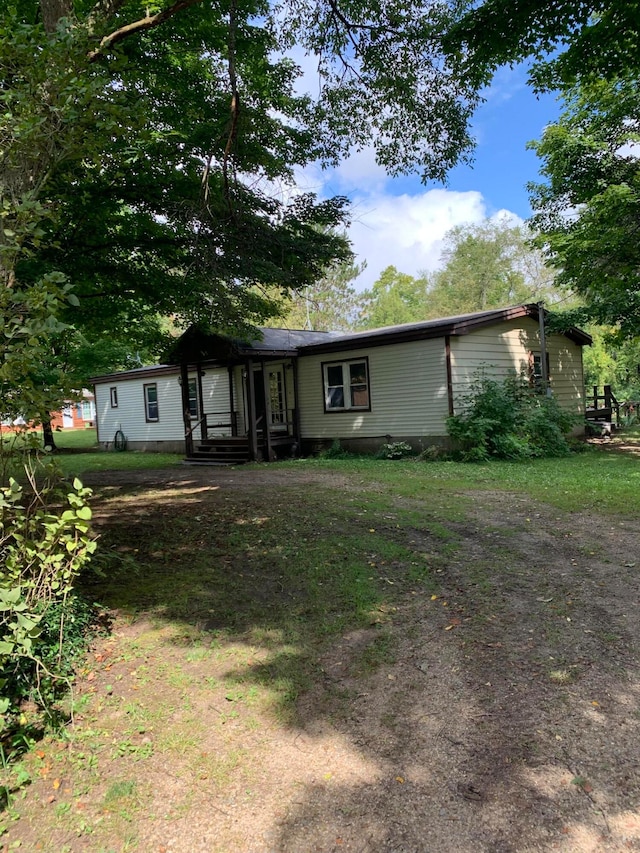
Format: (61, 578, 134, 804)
(144, 383, 159, 422)
(323, 358, 370, 412)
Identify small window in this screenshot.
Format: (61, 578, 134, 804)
(322, 358, 370, 412)
(188, 378, 198, 419)
(144, 383, 159, 422)
(110, 387, 118, 408)
(530, 352, 551, 391)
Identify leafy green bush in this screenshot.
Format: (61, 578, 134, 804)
(447, 372, 578, 461)
(318, 439, 357, 459)
(0, 472, 96, 723)
(375, 441, 414, 459)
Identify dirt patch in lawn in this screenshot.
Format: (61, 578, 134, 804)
(4, 460, 640, 852)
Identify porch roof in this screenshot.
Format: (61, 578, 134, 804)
(165, 325, 339, 366)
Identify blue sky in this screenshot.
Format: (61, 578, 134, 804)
(298, 66, 563, 291)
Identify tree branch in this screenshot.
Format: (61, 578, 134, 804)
(222, 0, 240, 216)
(87, 0, 204, 61)
(86, 0, 128, 35)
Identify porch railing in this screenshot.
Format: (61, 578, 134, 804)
(184, 408, 299, 458)
(586, 385, 621, 426)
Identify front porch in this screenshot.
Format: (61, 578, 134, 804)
(167, 326, 318, 465)
(184, 408, 299, 464)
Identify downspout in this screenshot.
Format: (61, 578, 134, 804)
(227, 365, 235, 435)
(92, 383, 100, 445)
(445, 336, 454, 416)
(197, 365, 206, 440)
(537, 302, 551, 396)
(291, 359, 301, 447)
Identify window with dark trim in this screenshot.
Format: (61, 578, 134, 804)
(110, 387, 118, 408)
(529, 352, 551, 391)
(322, 358, 370, 412)
(187, 378, 198, 419)
(144, 383, 159, 422)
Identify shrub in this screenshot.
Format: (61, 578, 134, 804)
(0, 470, 96, 723)
(447, 372, 578, 461)
(318, 439, 356, 459)
(375, 441, 414, 460)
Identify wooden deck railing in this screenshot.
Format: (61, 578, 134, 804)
(586, 385, 621, 425)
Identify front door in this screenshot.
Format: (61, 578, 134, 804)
(268, 367, 286, 430)
(251, 366, 286, 432)
(252, 369, 265, 433)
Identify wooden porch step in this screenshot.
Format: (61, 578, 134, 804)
(186, 437, 254, 465)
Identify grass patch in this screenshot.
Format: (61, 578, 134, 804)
(53, 428, 100, 450)
(54, 450, 183, 478)
(352, 631, 395, 676)
(281, 439, 640, 518)
(1, 427, 182, 483)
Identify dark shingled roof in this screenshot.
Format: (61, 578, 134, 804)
(91, 305, 591, 383)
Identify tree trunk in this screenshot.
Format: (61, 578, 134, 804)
(40, 0, 73, 33)
(42, 418, 58, 451)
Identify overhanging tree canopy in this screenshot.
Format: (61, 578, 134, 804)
(1, 0, 485, 422)
(444, 0, 640, 91)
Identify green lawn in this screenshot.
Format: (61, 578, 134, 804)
(4, 425, 640, 516)
(1, 428, 183, 481)
(281, 436, 640, 518)
(3, 432, 640, 850)
(53, 428, 183, 476)
(53, 427, 100, 450)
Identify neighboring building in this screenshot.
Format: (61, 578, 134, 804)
(50, 391, 96, 430)
(91, 304, 591, 462)
(1, 391, 96, 433)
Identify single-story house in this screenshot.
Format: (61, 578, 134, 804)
(91, 304, 591, 462)
(50, 391, 96, 430)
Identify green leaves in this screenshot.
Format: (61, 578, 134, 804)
(529, 76, 640, 340)
(0, 474, 96, 722)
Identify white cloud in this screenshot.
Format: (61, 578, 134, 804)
(347, 189, 491, 289)
(299, 154, 522, 290)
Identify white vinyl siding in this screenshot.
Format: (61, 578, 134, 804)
(544, 335, 585, 414)
(95, 370, 183, 443)
(200, 367, 235, 436)
(297, 339, 449, 439)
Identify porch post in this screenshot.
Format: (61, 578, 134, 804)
(245, 359, 259, 461)
(197, 366, 206, 441)
(261, 359, 274, 462)
(179, 361, 193, 457)
(227, 366, 236, 435)
(291, 359, 301, 444)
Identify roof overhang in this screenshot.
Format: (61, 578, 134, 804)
(296, 304, 592, 354)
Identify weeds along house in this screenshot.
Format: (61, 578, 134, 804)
(91, 304, 591, 462)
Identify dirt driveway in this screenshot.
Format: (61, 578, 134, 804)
(4, 459, 640, 853)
